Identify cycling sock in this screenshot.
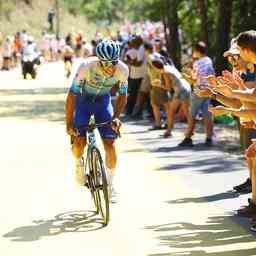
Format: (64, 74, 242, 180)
(75, 158, 83, 166)
(107, 169, 115, 186)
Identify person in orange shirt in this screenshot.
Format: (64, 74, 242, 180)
(12, 32, 23, 66)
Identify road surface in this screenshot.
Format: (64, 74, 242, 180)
(0, 62, 255, 256)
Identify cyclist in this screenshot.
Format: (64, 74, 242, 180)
(65, 40, 129, 199)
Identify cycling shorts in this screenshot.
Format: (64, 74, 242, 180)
(73, 93, 117, 140)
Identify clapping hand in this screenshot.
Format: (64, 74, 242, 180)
(241, 120, 256, 129)
(194, 87, 214, 98)
(208, 106, 231, 116)
(214, 84, 233, 97)
(221, 70, 246, 89)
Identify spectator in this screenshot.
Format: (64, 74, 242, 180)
(125, 36, 146, 117)
(196, 40, 256, 196)
(2, 37, 13, 70)
(179, 41, 215, 147)
(209, 31, 256, 223)
(148, 53, 172, 131)
(159, 57, 192, 138)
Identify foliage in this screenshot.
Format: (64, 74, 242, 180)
(0, 0, 255, 67)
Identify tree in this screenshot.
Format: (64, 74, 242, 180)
(166, 0, 181, 69)
(197, 0, 209, 49)
(215, 0, 233, 75)
(232, 0, 256, 35)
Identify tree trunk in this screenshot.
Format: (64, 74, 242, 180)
(166, 0, 181, 69)
(161, 2, 170, 50)
(197, 0, 209, 49)
(215, 0, 233, 75)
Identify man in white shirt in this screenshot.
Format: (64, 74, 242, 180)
(125, 36, 146, 117)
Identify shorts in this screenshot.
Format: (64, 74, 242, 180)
(190, 94, 212, 120)
(150, 87, 171, 106)
(73, 94, 117, 140)
(140, 75, 150, 93)
(173, 89, 191, 102)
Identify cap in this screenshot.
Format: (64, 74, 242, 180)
(223, 38, 240, 57)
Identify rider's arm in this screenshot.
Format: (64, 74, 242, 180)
(65, 63, 87, 129)
(113, 81, 128, 118)
(65, 91, 76, 129)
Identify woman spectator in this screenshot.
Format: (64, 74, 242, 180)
(151, 54, 192, 138)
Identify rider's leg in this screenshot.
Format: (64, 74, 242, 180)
(72, 136, 87, 185)
(102, 139, 117, 191)
(102, 139, 117, 173)
(72, 136, 87, 159)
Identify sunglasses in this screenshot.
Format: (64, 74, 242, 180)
(100, 60, 118, 68)
(227, 55, 239, 65)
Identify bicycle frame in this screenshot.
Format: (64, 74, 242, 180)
(83, 115, 110, 173)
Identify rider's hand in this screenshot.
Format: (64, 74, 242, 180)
(66, 125, 78, 136)
(111, 118, 122, 135)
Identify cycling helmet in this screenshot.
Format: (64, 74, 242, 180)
(96, 40, 120, 62)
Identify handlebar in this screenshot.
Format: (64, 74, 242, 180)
(76, 120, 121, 138)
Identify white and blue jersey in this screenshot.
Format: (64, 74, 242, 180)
(69, 57, 129, 139)
(70, 56, 128, 97)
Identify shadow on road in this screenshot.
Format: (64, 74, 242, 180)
(155, 155, 243, 174)
(3, 210, 105, 242)
(167, 190, 240, 204)
(0, 88, 66, 122)
(146, 215, 256, 256)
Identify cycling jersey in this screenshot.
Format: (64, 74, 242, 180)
(70, 56, 129, 98)
(69, 56, 129, 139)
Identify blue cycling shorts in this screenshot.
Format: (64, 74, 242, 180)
(73, 94, 117, 140)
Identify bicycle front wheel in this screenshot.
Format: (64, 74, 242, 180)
(91, 147, 109, 225)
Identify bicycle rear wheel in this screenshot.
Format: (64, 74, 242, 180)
(91, 147, 109, 225)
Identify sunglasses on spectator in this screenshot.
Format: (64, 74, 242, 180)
(227, 55, 239, 65)
(100, 60, 118, 68)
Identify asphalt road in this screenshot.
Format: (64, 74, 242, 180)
(0, 62, 256, 256)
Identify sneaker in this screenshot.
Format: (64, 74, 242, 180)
(250, 218, 256, 232)
(205, 138, 213, 146)
(178, 137, 194, 147)
(75, 160, 86, 186)
(237, 199, 256, 218)
(233, 178, 252, 193)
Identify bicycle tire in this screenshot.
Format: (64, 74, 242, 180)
(84, 152, 99, 214)
(91, 147, 110, 225)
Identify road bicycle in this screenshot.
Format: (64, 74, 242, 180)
(77, 115, 111, 225)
